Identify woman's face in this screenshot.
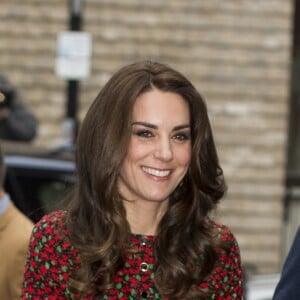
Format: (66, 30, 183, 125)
(118, 88, 191, 205)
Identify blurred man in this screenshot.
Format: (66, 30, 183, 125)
(0, 75, 37, 142)
(0, 144, 34, 299)
(273, 227, 300, 300)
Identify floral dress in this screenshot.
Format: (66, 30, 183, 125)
(21, 211, 244, 299)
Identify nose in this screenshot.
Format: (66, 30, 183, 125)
(153, 137, 173, 161)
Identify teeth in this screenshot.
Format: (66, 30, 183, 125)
(142, 167, 170, 177)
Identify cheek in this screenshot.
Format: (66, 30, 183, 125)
(124, 141, 149, 163)
(176, 145, 192, 167)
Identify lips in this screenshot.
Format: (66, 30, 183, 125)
(142, 166, 171, 178)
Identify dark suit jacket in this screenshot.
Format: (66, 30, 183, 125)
(273, 227, 300, 299)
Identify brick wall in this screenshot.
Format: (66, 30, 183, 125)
(0, 0, 294, 274)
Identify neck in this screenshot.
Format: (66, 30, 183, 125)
(123, 199, 168, 236)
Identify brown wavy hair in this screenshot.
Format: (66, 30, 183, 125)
(66, 61, 227, 299)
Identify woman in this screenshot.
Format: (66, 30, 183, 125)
(22, 61, 243, 299)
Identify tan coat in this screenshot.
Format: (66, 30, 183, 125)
(0, 201, 33, 300)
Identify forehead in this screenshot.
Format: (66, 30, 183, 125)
(132, 89, 190, 124)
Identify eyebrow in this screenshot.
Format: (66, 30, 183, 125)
(131, 121, 191, 131)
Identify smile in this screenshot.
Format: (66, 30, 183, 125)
(142, 167, 171, 178)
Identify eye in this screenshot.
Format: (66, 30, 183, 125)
(173, 132, 191, 142)
(134, 130, 153, 138)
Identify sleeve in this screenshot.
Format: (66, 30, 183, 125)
(207, 224, 244, 299)
(273, 227, 300, 300)
(21, 213, 78, 299)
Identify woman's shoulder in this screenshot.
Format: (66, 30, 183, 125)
(31, 210, 71, 245)
(207, 219, 242, 277)
(34, 210, 67, 231)
(30, 210, 80, 261)
(206, 218, 238, 243)
(200, 219, 244, 296)
(38, 209, 67, 222)
(23, 211, 81, 297)
(205, 218, 242, 258)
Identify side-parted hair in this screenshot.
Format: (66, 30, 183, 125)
(67, 61, 227, 299)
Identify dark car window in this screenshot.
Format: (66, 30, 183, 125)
(3, 149, 76, 223)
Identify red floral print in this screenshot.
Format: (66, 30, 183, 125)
(22, 211, 244, 299)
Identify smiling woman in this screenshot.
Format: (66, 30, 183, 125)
(118, 89, 192, 233)
(21, 61, 244, 299)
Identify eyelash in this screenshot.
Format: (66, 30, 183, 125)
(173, 133, 190, 141)
(134, 130, 190, 141)
(135, 130, 153, 138)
